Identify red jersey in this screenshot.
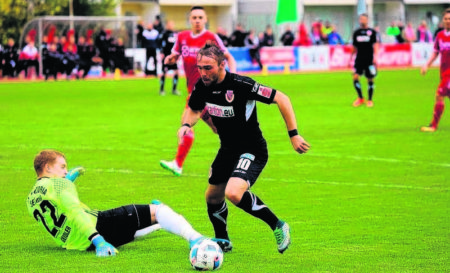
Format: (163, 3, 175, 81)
(434, 30, 450, 79)
(172, 29, 227, 93)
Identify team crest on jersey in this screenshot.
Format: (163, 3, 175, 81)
(367, 30, 372, 36)
(226, 90, 234, 102)
(258, 85, 272, 98)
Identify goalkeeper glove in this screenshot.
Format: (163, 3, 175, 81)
(65, 167, 85, 183)
(92, 235, 118, 257)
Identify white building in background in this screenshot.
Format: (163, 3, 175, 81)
(117, 0, 448, 44)
(118, 0, 238, 33)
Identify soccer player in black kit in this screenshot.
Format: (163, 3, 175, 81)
(178, 44, 310, 254)
(349, 14, 379, 107)
(159, 20, 179, 96)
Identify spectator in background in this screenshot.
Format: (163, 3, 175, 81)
(77, 33, 97, 79)
(280, 26, 295, 46)
(327, 26, 345, 45)
(159, 20, 179, 95)
(245, 29, 263, 69)
(374, 26, 382, 43)
(262, 25, 275, 47)
(404, 22, 416, 43)
(230, 23, 248, 47)
(434, 22, 444, 39)
(395, 21, 405, 43)
(322, 20, 333, 38)
(44, 42, 62, 80)
(417, 20, 433, 43)
(0, 43, 3, 76)
(153, 15, 164, 34)
(18, 33, 40, 79)
(62, 30, 79, 79)
(2, 38, 18, 78)
(96, 27, 113, 73)
(216, 27, 230, 47)
(386, 21, 400, 43)
(311, 19, 325, 45)
(136, 20, 144, 48)
(293, 23, 312, 46)
(111, 38, 130, 75)
(142, 23, 159, 76)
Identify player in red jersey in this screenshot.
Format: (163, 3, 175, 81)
(160, 6, 236, 176)
(421, 8, 450, 132)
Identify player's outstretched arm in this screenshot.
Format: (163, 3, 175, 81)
(164, 53, 179, 65)
(273, 91, 310, 154)
(65, 167, 85, 183)
(421, 51, 439, 75)
(224, 51, 237, 73)
(178, 107, 202, 143)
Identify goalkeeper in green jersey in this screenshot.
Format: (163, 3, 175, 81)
(27, 149, 224, 257)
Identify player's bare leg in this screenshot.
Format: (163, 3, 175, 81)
(159, 68, 166, 96)
(421, 95, 445, 132)
(367, 78, 375, 107)
(172, 70, 180, 96)
(352, 73, 365, 107)
(225, 178, 291, 254)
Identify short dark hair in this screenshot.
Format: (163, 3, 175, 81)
(191, 6, 204, 12)
(444, 8, 450, 16)
(360, 13, 368, 18)
(197, 43, 225, 65)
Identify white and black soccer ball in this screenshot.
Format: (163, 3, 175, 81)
(189, 239, 224, 271)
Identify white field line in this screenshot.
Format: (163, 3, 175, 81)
(1, 165, 441, 191)
(2, 144, 450, 168)
(271, 151, 450, 168)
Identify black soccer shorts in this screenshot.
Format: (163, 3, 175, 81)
(354, 63, 377, 79)
(163, 62, 178, 72)
(95, 204, 153, 247)
(209, 143, 268, 187)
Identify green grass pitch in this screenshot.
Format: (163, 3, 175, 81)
(0, 69, 449, 272)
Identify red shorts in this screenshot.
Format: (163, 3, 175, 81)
(437, 77, 450, 97)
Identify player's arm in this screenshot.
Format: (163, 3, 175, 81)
(373, 42, 379, 65)
(178, 107, 203, 143)
(164, 52, 179, 65)
(59, 180, 118, 257)
(421, 51, 439, 75)
(272, 91, 310, 154)
(224, 51, 237, 73)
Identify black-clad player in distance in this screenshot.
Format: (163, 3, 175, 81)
(349, 13, 379, 107)
(179, 44, 310, 254)
(159, 20, 179, 96)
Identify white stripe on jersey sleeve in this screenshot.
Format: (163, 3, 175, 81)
(246, 100, 256, 121)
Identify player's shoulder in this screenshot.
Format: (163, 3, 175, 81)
(177, 30, 191, 38)
(228, 73, 256, 88)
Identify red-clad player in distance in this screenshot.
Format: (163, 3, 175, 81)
(421, 8, 450, 132)
(160, 6, 236, 176)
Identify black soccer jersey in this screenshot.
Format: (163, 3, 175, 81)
(160, 30, 177, 56)
(352, 28, 377, 64)
(189, 72, 276, 148)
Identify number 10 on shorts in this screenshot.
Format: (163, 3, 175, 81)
(236, 153, 255, 171)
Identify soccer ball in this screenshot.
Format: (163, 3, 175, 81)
(189, 239, 224, 271)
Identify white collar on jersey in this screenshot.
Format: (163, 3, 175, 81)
(444, 30, 450, 36)
(190, 29, 207, 38)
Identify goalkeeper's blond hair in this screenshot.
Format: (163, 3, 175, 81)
(34, 150, 65, 176)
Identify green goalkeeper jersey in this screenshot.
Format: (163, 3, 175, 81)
(26, 177, 98, 251)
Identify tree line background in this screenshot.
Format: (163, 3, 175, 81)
(0, 0, 118, 45)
